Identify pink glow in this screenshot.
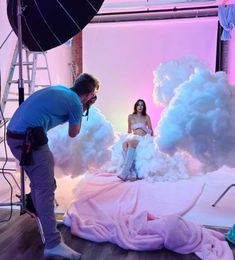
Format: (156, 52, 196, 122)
(228, 29, 235, 84)
(217, 0, 235, 4)
(83, 17, 218, 132)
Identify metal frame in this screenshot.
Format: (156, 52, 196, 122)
(212, 184, 235, 207)
(0, 0, 26, 215)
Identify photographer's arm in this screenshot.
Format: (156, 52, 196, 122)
(69, 123, 81, 137)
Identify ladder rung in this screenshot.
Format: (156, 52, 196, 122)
(0, 157, 16, 162)
(8, 80, 31, 84)
(5, 98, 18, 102)
(28, 67, 48, 70)
(31, 51, 46, 55)
(35, 84, 49, 87)
(13, 62, 34, 66)
(7, 80, 18, 84)
(34, 67, 48, 70)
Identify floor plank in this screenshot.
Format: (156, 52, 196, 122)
(0, 209, 234, 260)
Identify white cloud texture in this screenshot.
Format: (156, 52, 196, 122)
(153, 56, 207, 106)
(48, 106, 114, 177)
(154, 57, 235, 172)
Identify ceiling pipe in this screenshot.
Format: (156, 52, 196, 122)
(91, 5, 218, 23)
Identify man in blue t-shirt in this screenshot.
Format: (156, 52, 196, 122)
(7, 73, 99, 259)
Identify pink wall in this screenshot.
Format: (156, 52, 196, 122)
(227, 29, 235, 85)
(83, 17, 218, 132)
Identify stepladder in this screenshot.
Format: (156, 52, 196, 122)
(0, 39, 52, 170)
(1, 40, 52, 121)
(0, 41, 52, 244)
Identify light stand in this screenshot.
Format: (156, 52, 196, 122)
(0, 0, 45, 243)
(0, 0, 27, 215)
(17, 0, 26, 215)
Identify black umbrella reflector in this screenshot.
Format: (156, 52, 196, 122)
(7, 0, 104, 51)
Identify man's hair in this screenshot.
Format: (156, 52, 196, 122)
(71, 73, 99, 95)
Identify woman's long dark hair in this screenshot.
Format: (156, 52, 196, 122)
(133, 99, 147, 116)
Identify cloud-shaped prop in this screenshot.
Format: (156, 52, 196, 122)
(153, 56, 206, 106)
(154, 58, 235, 172)
(102, 133, 192, 182)
(48, 106, 114, 177)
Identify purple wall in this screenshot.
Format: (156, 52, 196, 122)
(83, 17, 218, 131)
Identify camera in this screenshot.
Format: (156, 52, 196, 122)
(83, 94, 97, 119)
(89, 94, 97, 104)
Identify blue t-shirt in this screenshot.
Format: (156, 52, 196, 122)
(7, 85, 83, 133)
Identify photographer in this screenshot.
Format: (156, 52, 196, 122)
(6, 73, 99, 259)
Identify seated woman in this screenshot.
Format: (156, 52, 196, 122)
(117, 99, 153, 181)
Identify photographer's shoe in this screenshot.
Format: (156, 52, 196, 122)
(127, 176, 137, 182)
(44, 242, 82, 259)
(117, 174, 127, 181)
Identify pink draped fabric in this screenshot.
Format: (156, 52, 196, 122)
(64, 173, 233, 259)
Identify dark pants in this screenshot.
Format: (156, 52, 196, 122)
(7, 137, 61, 249)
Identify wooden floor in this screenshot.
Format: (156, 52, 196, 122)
(0, 209, 235, 260)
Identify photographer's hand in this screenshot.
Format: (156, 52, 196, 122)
(83, 102, 89, 112)
(88, 95, 97, 106)
(83, 95, 97, 119)
(83, 95, 97, 112)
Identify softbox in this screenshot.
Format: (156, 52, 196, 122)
(7, 0, 104, 51)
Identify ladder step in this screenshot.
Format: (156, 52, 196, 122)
(4, 98, 18, 102)
(13, 62, 34, 66)
(7, 80, 18, 84)
(0, 157, 16, 162)
(8, 80, 31, 84)
(29, 67, 48, 70)
(34, 84, 49, 88)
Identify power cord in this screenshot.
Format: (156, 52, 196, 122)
(0, 105, 14, 222)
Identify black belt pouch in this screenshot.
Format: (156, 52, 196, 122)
(28, 127, 48, 150)
(20, 127, 48, 166)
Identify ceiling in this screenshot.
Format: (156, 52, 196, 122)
(99, 0, 217, 13)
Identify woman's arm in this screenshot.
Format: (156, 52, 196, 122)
(147, 115, 154, 136)
(128, 115, 132, 134)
